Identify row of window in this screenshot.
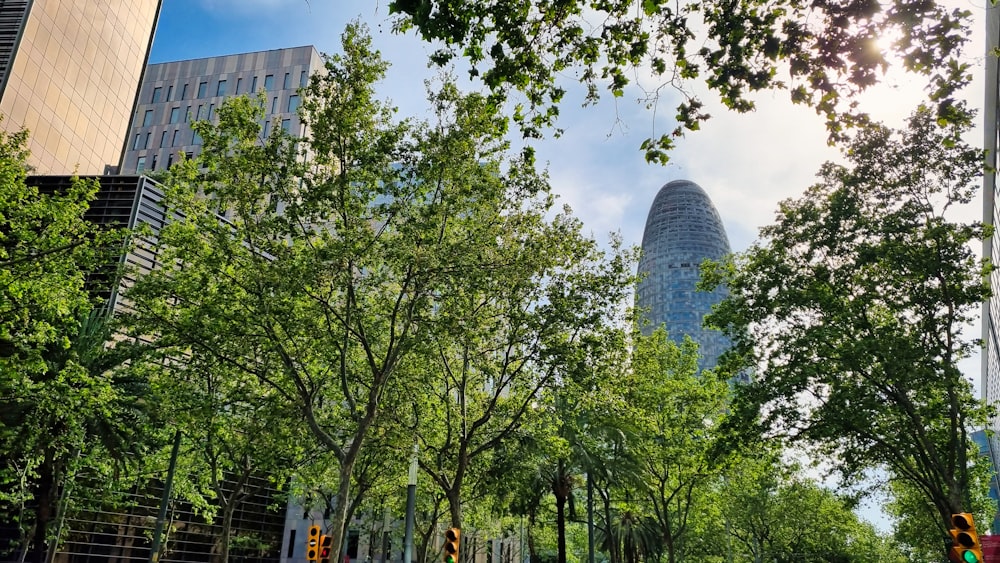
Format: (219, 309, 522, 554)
(149, 70, 308, 104)
(135, 151, 192, 173)
(140, 95, 301, 128)
(133, 119, 295, 173)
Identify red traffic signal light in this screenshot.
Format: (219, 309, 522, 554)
(443, 528, 460, 563)
(306, 525, 321, 562)
(319, 534, 333, 563)
(950, 513, 984, 563)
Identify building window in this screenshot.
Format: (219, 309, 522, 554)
(167, 85, 174, 101)
(181, 83, 189, 99)
(264, 74, 274, 91)
(198, 81, 208, 98)
(150, 155, 158, 170)
(167, 153, 174, 168)
(132, 134, 142, 150)
(197, 104, 204, 119)
(283, 72, 291, 89)
(144, 133, 151, 149)
(271, 97, 278, 113)
(287, 95, 299, 113)
(281, 119, 291, 133)
(217, 80, 227, 97)
(251, 76, 258, 92)
(235, 77, 242, 94)
(151, 87, 162, 103)
(136, 156, 146, 172)
(193, 132, 203, 146)
(169, 107, 181, 124)
(185, 105, 191, 122)
(160, 131, 168, 148)
(208, 103, 214, 120)
(300, 70, 307, 88)
(142, 110, 153, 127)
(172, 129, 181, 146)
(263, 120, 271, 138)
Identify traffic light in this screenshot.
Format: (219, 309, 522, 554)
(949, 513, 984, 563)
(443, 528, 460, 563)
(319, 534, 333, 563)
(306, 525, 321, 562)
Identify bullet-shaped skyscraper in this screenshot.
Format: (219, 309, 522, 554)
(636, 179, 732, 371)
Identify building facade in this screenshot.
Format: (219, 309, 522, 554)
(0, 0, 161, 174)
(635, 179, 732, 372)
(122, 45, 323, 175)
(984, 1, 1000, 504)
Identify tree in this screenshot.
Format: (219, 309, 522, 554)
(624, 329, 729, 563)
(702, 105, 991, 558)
(713, 451, 906, 563)
(392, 79, 635, 532)
(143, 349, 309, 563)
(388, 0, 972, 162)
(125, 21, 633, 560)
(0, 124, 145, 562)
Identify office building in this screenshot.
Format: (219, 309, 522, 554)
(635, 179, 732, 371)
(984, 1, 1000, 500)
(122, 46, 323, 175)
(11, 175, 287, 563)
(0, 1, 161, 174)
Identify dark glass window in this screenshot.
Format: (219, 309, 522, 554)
(169, 107, 181, 124)
(217, 80, 227, 97)
(142, 110, 153, 127)
(287, 95, 299, 112)
(151, 87, 162, 103)
(181, 83, 189, 99)
(235, 77, 242, 94)
(159, 131, 168, 148)
(197, 81, 208, 97)
(264, 74, 274, 91)
(283, 72, 291, 89)
(136, 156, 146, 172)
(166, 85, 173, 101)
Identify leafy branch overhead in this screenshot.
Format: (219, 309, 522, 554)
(389, 0, 972, 163)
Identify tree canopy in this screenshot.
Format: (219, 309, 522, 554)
(703, 106, 991, 542)
(388, 0, 972, 162)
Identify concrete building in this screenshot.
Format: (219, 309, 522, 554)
(122, 45, 323, 175)
(635, 179, 732, 372)
(0, 1, 161, 174)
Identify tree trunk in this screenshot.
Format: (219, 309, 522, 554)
(30, 451, 58, 563)
(552, 461, 569, 563)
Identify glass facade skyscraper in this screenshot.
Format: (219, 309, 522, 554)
(636, 179, 732, 371)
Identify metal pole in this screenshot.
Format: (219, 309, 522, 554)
(586, 474, 595, 563)
(404, 443, 419, 563)
(149, 430, 181, 563)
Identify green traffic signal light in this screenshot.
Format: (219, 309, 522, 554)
(962, 551, 980, 563)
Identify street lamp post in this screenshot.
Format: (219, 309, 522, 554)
(403, 443, 418, 563)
